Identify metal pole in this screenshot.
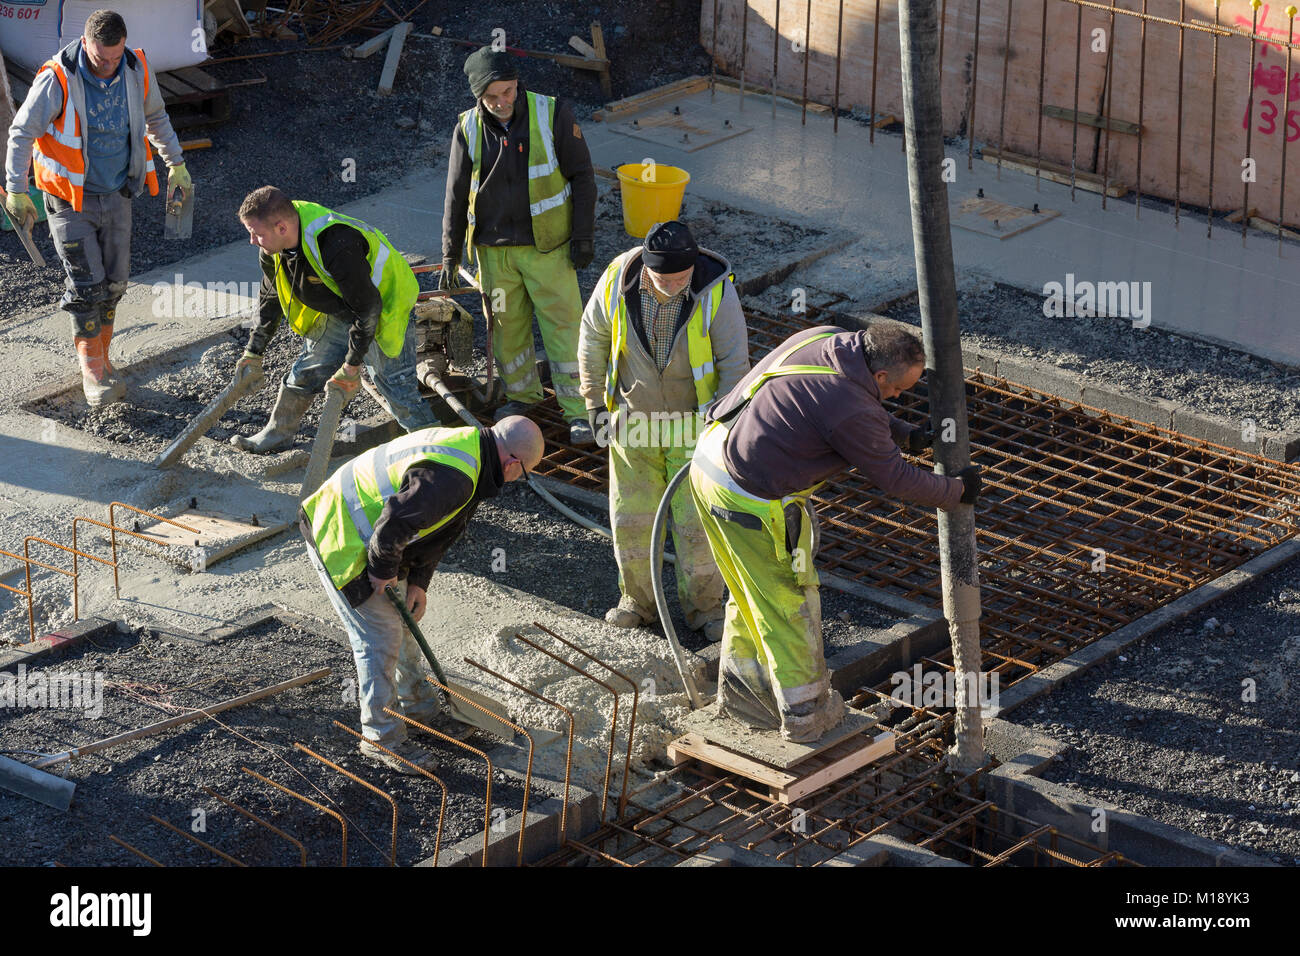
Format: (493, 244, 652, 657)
(897, 0, 985, 773)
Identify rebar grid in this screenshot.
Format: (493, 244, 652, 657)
(533, 719, 1134, 867)
(526, 307, 1299, 689)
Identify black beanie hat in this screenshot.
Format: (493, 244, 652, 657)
(642, 221, 698, 273)
(464, 46, 519, 99)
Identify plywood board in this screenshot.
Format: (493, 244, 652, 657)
(668, 729, 896, 804)
(134, 508, 289, 570)
(611, 109, 752, 153)
(678, 701, 877, 769)
(950, 194, 1061, 239)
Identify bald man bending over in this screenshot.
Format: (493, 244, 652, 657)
(300, 416, 544, 772)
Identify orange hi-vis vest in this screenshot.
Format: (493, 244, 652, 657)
(32, 47, 160, 211)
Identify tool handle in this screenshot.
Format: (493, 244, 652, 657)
(384, 585, 450, 687)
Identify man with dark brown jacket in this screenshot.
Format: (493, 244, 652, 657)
(688, 324, 981, 742)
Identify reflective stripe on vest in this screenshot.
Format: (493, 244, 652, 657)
(273, 200, 417, 358)
(303, 427, 484, 590)
(458, 90, 573, 258)
(601, 254, 730, 414)
(32, 48, 159, 212)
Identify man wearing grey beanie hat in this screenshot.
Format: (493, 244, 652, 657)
(441, 45, 597, 445)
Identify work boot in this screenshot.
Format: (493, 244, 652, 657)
(404, 702, 474, 740)
(359, 737, 439, 775)
(569, 418, 595, 446)
(493, 399, 537, 423)
(99, 318, 124, 391)
(230, 384, 313, 453)
(75, 335, 124, 408)
(781, 689, 846, 744)
(604, 597, 656, 629)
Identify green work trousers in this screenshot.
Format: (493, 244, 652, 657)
(607, 411, 723, 629)
(688, 425, 832, 737)
(474, 243, 585, 420)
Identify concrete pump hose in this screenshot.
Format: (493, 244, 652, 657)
(650, 462, 705, 709)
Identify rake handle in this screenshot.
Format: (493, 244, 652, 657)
(384, 585, 450, 688)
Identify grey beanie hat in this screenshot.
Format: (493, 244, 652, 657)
(464, 46, 519, 99)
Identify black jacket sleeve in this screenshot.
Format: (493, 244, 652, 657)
(365, 464, 475, 586)
(554, 100, 596, 244)
(245, 251, 282, 356)
(442, 120, 472, 263)
(318, 223, 384, 367)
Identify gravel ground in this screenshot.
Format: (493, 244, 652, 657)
(1011, 558, 1300, 866)
(876, 282, 1300, 434)
(0, 0, 711, 322)
(0, 619, 546, 866)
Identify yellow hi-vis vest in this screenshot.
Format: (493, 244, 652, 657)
(600, 251, 731, 414)
(302, 426, 485, 590)
(274, 200, 418, 358)
(458, 90, 573, 260)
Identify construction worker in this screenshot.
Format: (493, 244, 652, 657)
(301, 416, 544, 772)
(688, 325, 982, 742)
(440, 46, 597, 445)
(578, 221, 749, 641)
(230, 185, 436, 452)
(3, 8, 192, 407)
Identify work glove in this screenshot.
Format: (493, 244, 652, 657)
(437, 258, 459, 291)
(167, 163, 193, 202)
(587, 406, 606, 446)
(957, 464, 982, 505)
(569, 238, 594, 270)
(4, 189, 36, 230)
(233, 350, 264, 386)
(329, 364, 361, 395)
(906, 424, 934, 454)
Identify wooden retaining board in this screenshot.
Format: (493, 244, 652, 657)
(132, 508, 289, 570)
(668, 730, 896, 804)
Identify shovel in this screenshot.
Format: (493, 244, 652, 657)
(163, 183, 193, 241)
(383, 586, 514, 739)
(153, 363, 264, 467)
(0, 188, 46, 267)
(299, 380, 349, 501)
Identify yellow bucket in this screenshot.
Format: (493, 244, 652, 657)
(616, 163, 690, 238)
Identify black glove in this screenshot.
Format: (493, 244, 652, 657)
(906, 424, 934, 454)
(437, 258, 459, 291)
(957, 464, 982, 505)
(570, 238, 594, 271)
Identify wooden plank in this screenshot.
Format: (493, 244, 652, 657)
(156, 72, 200, 100)
(181, 138, 214, 151)
(711, 75, 832, 112)
(569, 35, 599, 60)
(1042, 104, 1141, 136)
(980, 148, 1129, 199)
(1247, 216, 1300, 240)
(132, 508, 290, 569)
(377, 21, 412, 96)
(667, 733, 797, 788)
(589, 21, 612, 98)
(593, 75, 709, 121)
(173, 66, 224, 93)
(348, 25, 395, 59)
(777, 732, 896, 804)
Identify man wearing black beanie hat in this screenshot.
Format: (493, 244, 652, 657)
(441, 45, 597, 445)
(577, 221, 750, 641)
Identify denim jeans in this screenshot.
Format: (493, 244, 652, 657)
(305, 545, 441, 743)
(286, 313, 436, 432)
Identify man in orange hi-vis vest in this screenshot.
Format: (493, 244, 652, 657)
(4, 9, 192, 407)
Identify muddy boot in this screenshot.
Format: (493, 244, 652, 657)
(230, 384, 312, 453)
(75, 335, 124, 407)
(98, 311, 124, 394)
(781, 689, 846, 744)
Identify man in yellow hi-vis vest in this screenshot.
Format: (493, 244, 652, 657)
(229, 185, 436, 453)
(300, 416, 543, 773)
(440, 47, 597, 445)
(578, 222, 750, 642)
